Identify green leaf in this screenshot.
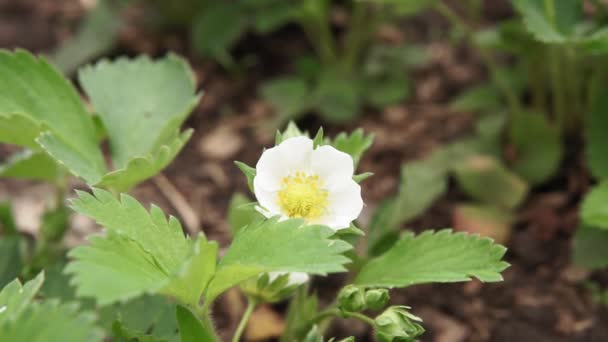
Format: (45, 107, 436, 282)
(329, 129, 374, 167)
(0, 273, 45, 322)
(191, 2, 245, 62)
(261, 77, 310, 122)
(102, 295, 179, 342)
(66, 189, 215, 306)
(573, 225, 608, 269)
(313, 71, 361, 123)
(0, 150, 61, 183)
(96, 129, 193, 192)
(205, 218, 352, 301)
(0, 236, 22, 288)
(79, 54, 199, 170)
(510, 111, 562, 185)
(50, 0, 122, 74)
(450, 84, 502, 112)
(353, 172, 374, 183)
(377, 0, 438, 16)
(356, 230, 509, 287)
(454, 155, 528, 209)
(368, 155, 448, 255)
(0, 50, 105, 178)
(234, 161, 256, 192)
(512, 0, 582, 43)
(176, 305, 217, 342)
(227, 193, 262, 236)
(0, 202, 17, 235)
(585, 87, 608, 179)
(580, 182, 608, 229)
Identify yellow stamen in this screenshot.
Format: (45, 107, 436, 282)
(277, 172, 328, 220)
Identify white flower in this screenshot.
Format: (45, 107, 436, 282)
(254, 136, 363, 230)
(267, 271, 310, 286)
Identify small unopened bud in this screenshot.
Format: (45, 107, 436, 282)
(337, 285, 367, 312)
(240, 272, 309, 303)
(374, 306, 425, 342)
(365, 288, 389, 310)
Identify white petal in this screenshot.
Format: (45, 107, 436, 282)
(268, 271, 310, 286)
(317, 180, 363, 230)
(310, 145, 354, 190)
(254, 136, 314, 192)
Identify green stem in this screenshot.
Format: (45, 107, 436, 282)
(343, 0, 372, 71)
(308, 308, 375, 327)
(232, 297, 257, 342)
(549, 46, 568, 135)
(299, 0, 336, 64)
(434, 2, 522, 114)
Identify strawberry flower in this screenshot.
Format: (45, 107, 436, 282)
(254, 136, 363, 230)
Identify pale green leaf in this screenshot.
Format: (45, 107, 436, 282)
(51, 0, 122, 74)
(573, 225, 608, 269)
(96, 129, 193, 192)
(510, 111, 562, 185)
(66, 189, 214, 306)
(329, 129, 374, 167)
(234, 161, 256, 192)
(0, 273, 44, 322)
(580, 182, 608, 229)
(205, 218, 352, 301)
(0, 50, 105, 178)
(227, 193, 262, 236)
(261, 78, 310, 122)
(0, 113, 43, 149)
(455, 155, 528, 209)
(0, 300, 103, 342)
(0, 150, 61, 183)
(78, 54, 199, 169)
(368, 155, 448, 255)
(356, 230, 509, 287)
(37, 131, 105, 184)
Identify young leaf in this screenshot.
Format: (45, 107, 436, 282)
(96, 129, 193, 192)
(329, 129, 374, 167)
(0, 150, 61, 183)
(580, 182, 608, 229)
(67, 189, 216, 306)
(176, 305, 217, 342)
(261, 77, 311, 122)
(78, 54, 199, 170)
(585, 88, 608, 179)
(509, 111, 562, 185)
(205, 218, 352, 301)
(454, 155, 528, 209)
(356, 230, 509, 287)
(190, 2, 245, 63)
(0, 50, 106, 179)
(573, 225, 608, 269)
(227, 193, 262, 236)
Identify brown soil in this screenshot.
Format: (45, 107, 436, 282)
(1, 1, 607, 341)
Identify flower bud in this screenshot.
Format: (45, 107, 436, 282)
(337, 285, 367, 312)
(365, 288, 390, 311)
(374, 306, 425, 342)
(240, 272, 309, 303)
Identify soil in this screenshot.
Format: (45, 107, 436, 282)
(1, 1, 607, 341)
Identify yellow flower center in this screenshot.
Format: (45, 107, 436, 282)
(277, 172, 328, 220)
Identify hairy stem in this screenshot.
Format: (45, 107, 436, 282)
(232, 297, 257, 342)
